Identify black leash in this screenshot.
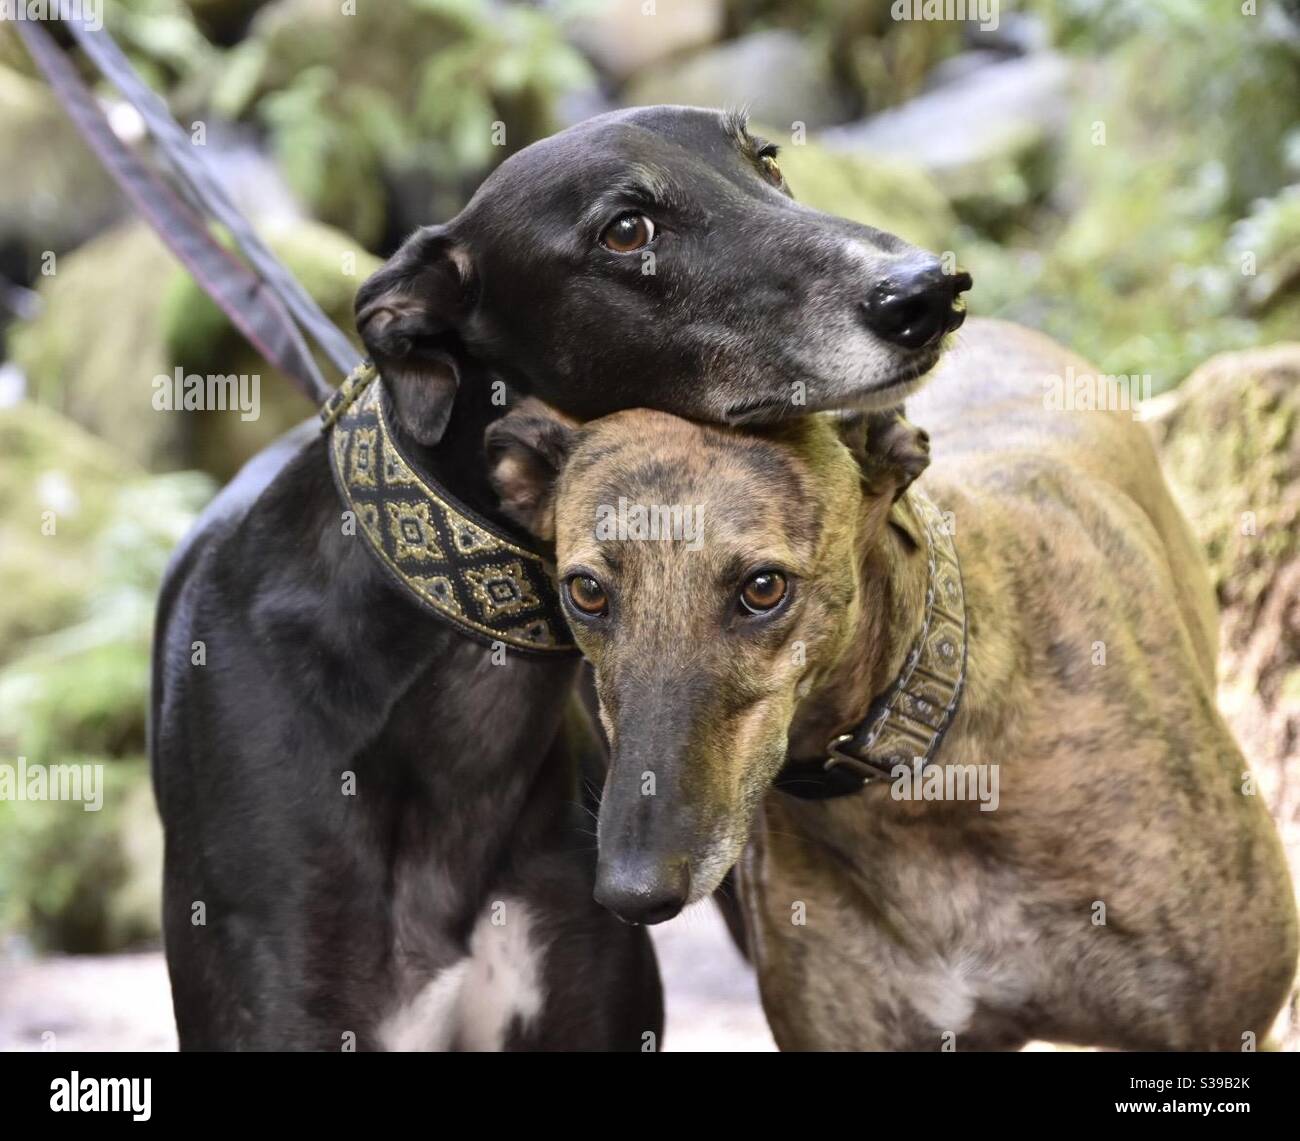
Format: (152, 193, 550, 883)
(62, 13, 360, 385)
(9, 13, 347, 404)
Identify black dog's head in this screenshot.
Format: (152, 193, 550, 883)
(356, 105, 970, 444)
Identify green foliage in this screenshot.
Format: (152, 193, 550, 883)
(969, 3, 1300, 389)
(106, 0, 221, 91)
(215, 0, 594, 245)
(0, 403, 140, 661)
(0, 471, 214, 762)
(1229, 183, 1300, 314)
(0, 460, 211, 952)
(257, 67, 392, 247)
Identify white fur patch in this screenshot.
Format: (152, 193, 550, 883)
(455, 899, 547, 1051)
(378, 896, 548, 1051)
(908, 955, 979, 1037)
(378, 960, 471, 1052)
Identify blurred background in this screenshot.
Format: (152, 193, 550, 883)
(0, 0, 1297, 1051)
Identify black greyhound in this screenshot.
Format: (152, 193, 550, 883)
(151, 105, 969, 1050)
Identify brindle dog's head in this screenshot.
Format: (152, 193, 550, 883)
(357, 106, 969, 446)
(486, 401, 929, 923)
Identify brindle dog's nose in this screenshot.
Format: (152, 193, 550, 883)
(594, 856, 691, 926)
(862, 259, 972, 350)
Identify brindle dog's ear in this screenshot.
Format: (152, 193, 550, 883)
(355, 225, 476, 446)
(839, 408, 931, 546)
(484, 399, 579, 542)
(838, 408, 931, 500)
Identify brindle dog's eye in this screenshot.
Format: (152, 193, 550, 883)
(567, 574, 609, 616)
(600, 213, 655, 253)
(739, 571, 788, 615)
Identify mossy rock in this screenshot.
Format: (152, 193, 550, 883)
(820, 53, 1069, 236)
(624, 30, 853, 131)
(1149, 344, 1300, 664)
(1149, 343, 1300, 1050)
(756, 126, 956, 253)
(8, 223, 185, 470)
(9, 217, 376, 480)
(0, 462, 214, 752)
(0, 759, 162, 953)
(0, 426, 211, 955)
(0, 64, 123, 278)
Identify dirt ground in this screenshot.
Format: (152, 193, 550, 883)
(0, 900, 775, 1052)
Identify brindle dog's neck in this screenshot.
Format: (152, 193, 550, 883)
(785, 495, 943, 759)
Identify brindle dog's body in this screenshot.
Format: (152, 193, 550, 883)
(492, 317, 1297, 1051)
(747, 320, 1296, 1050)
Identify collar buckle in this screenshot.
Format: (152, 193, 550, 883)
(825, 734, 887, 785)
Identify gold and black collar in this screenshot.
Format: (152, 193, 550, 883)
(775, 490, 968, 799)
(321, 363, 577, 655)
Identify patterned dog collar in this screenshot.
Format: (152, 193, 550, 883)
(321, 363, 577, 655)
(775, 489, 968, 799)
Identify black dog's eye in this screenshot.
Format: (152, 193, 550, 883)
(567, 574, 609, 616)
(600, 213, 655, 253)
(754, 139, 784, 187)
(739, 571, 788, 615)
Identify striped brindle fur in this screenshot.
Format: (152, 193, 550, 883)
(488, 318, 1298, 1051)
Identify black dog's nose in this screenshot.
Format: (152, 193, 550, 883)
(594, 856, 691, 926)
(862, 260, 972, 350)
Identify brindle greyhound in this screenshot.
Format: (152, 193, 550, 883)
(487, 317, 1298, 1050)
(151, 106, 970, 1048)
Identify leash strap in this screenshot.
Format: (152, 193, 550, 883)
(775, 491, 968, 799)
(61, 14, 360, 388)
(10, 12, 342, 404)
(323, 364, 578, 655)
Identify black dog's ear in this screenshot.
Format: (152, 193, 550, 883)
(355, 225, 476, 446)
(484, 399, 579, 541)
(838, 408, 931, 543)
